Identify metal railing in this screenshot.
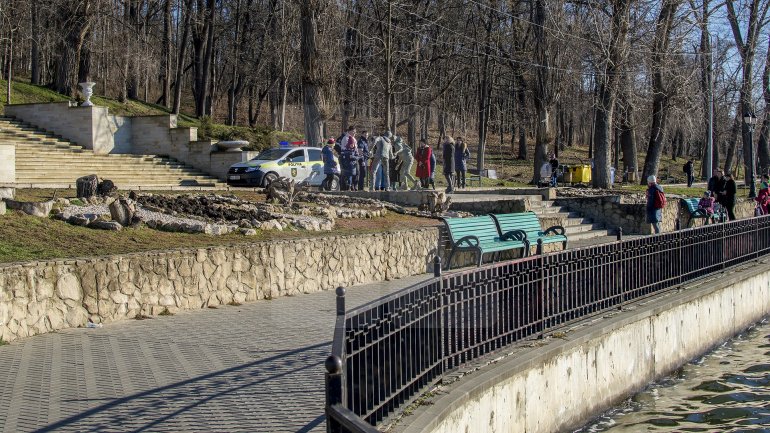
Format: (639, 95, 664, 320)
(324, 215, 770, 432)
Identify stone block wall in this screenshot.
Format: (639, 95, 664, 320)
(0, 228, 440, 342)
(556, 196, 757, 234)
(0, 143, 15, 183)
(450, 199, 527, 215)
(130, 115, 175, 156)
(5, 102, 106, 152)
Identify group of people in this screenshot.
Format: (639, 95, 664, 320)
(440, 136, 471, 193)
(705, 169, 738, 221)
(321, 127, 471, 193)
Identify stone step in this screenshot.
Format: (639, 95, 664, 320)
(15, 161, 193, 169)
(564, 223, 604, 235)
(18, 177, 220, 185)
(3, 115, 225, 189)
(15, 159, 190, 167)
(567, 229, 611, 242)
(15, 151, 162, 159)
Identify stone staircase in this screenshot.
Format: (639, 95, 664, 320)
(525, 195, 612, 242)
(0, 116, 224, 189)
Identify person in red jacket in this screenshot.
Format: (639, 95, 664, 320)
(415, 139, 432, 188)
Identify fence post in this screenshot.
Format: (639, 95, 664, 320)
(538, 240, 546, 339)
(336, 286, 346, 315)
(617, 233, 624, 311)
(325, 355, 344, 433)
(434, 255, 442, 277)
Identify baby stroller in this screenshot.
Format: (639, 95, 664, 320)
(713, 203, 728, 223)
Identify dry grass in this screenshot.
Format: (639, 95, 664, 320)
(0, 190, 440, 264)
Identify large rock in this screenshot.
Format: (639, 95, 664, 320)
(0, 187, 13, 200)
(4, 199, 54, 217)
(56, 273, 82, 301)
(88, 220, 123, 231)
(97, 179, 117, 197)
(109, 198, 136, 226)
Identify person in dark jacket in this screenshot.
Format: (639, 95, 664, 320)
(549, 153, 559, 187)
(321, 138, 338, 191)
(442, 136, 456, 193)
(339, 147, 358, 191)
(357, 131, 370, 191)
(454, 137, 470, 188)
(429, 146, 437, 189)
(646, 175, 665, 234)
(722, 172, 737, 220)
(684, 159, 694, 188)
(707, 169, 724, 200)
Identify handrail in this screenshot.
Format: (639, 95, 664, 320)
(325, 215, 770, 432)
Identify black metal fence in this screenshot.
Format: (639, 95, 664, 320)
(325, 215, 770, 432)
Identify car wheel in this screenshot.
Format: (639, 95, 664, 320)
(322, 175, 340, 191)
(263, 172, 278, 187)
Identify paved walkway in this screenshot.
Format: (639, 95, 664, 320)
(0, 274, 431, 433)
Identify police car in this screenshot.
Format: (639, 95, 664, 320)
(226, 142, 335, 188)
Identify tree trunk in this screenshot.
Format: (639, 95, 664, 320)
(160, 0, 172, 108)
(593, 0, 630, 188)
(757, 34, 770, 176)
(173, 0, 192, 115)
(30, 0, 40, 85)
(300, 0, 325, 147)
(724, 114, 741, 173)
(640, 0, 680, 184)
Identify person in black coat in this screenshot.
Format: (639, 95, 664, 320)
(442, 137, 456, 193)
(684, 159, 694, 188)
(722, 172, 737, 220)
(708, 169, 725, 203)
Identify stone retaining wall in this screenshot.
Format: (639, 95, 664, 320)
(555, 196, 756, 234)
(0, 228, 439, 342)
(399, 261, 770, 433)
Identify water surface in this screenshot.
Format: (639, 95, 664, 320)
(576, 319, 770, 432)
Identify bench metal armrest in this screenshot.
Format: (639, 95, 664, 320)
(542, 226, 566, 236)
(501, 229, 527, 242)
(455, 235, 480, 249)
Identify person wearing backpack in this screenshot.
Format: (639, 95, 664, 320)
(646, 175, 666, 234)
(684, 159, 694, 188)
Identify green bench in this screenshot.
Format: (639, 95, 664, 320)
(682, 198, 722, 227)
(490, 211, 568, 253)
(442, 215, 528, 269)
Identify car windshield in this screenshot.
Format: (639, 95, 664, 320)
(251, 149, 288, 161)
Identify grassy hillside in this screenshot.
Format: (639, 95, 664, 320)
(0, 79, 302, 151)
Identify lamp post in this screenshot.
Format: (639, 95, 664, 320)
(744, 112, 758, 198)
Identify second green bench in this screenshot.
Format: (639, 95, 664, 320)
(490, 211, 567, 253)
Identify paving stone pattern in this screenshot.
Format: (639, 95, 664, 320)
(0, 274, 431, 433)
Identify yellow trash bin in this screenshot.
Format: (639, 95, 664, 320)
(573, 165, 591, 183)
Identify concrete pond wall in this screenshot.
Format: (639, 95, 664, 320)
(0, 228, 440, 342)
(397, 260, 770, 433)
